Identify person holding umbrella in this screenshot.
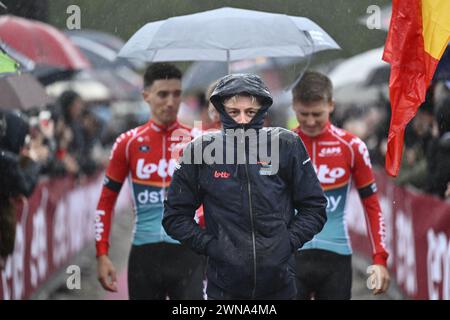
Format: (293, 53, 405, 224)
(95, 63, 203, 300)
(163, 73, 327, 300)
(291, 71, 390, 299)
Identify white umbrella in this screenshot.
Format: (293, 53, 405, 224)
(329, 47, 388, 89)
(329, 47, 390, 115)
(118, 7, 340, 70)
(46, 80, 111, 102)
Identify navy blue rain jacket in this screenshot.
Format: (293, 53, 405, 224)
(163, 74, 327, 299)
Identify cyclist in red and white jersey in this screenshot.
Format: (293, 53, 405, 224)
(95, 63, 203, 299)
(291, 71, 390, 299)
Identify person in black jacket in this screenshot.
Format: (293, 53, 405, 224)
(0, 110, 40, 269)
(163, 74, 327, 300)
(426, 94, 450, 198)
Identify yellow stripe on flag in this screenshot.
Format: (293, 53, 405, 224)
(422, 0, 450, 59)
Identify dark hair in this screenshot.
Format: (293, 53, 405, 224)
(143, 63, 182, 88)
(436, 94, 450, 135)
(57, 90, 81, 123)
(0, 110, 30, 154)
(418, 87, 434, 115)
(292, 71, 333, 103)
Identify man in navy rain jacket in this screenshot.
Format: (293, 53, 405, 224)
(163, 74, 327, 300)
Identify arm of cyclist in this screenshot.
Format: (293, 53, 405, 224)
(352, 137, 390, 294)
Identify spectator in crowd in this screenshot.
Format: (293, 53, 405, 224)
(58, 90, 86, 155)
(426, 94, 450, 198)
(46, 104, 79, 176)
(396, 97, 434, 189)
(79, 109, 103, 175)
(57, 90, 99, 176)
(0, 110, 40, 269)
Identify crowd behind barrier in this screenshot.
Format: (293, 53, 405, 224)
(347, 169, 450, 300)
(0, 173, 131, 300)
(332, 81, 450, 200)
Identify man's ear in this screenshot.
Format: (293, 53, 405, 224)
(329, 100, 335, 113)
(142, 90, 149, 102)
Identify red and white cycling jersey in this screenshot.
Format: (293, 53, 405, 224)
(293, 122, 388, 266)
(95, 119, 193, 257)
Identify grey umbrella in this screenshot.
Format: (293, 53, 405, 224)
(182, 57, 304, 93)
(0, 73, 53, 110)
(65, 30, 145, 71)
(118, 7, 340, 71)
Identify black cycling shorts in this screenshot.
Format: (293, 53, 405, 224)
(295, 249, 352, 300)
(127, 242, 205, 300)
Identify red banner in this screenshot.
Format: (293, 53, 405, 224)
(347, 170, 450, 300)
(0, 174, 131, 300)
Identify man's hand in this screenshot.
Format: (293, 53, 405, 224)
(97, 255, 117, 292)
(366, 264, 390, 295)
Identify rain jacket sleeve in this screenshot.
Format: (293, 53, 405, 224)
(163, 142, 215, 255)
(287, 135, 328, 251)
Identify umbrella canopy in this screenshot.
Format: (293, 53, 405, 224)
(0, 49, 17, 73)
(72, 69, 142, 101)
(328, 47, 390, 110)
(0, 15, 90, 70)
(0, 41, 35, 73)
(328, 47, 389, 88)
(46, 79, 111, 102)
(67, 34, 127, 70)
(0, 73, 53, 110)
(65, 29, 145, 71)
(119, 7, 340, 64)
(182, 57, 303, 93)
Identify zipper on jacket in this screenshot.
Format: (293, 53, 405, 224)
(161, 132, 166, 241)
(242, 126, 257, 299)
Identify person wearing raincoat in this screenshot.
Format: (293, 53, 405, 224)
(163, 73, 327, 300)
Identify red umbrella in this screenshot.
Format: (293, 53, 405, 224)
(0, 15, 90, 70)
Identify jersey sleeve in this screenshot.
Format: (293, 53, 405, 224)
(350, 137, 389, 266)
(95, 133, 129, 257)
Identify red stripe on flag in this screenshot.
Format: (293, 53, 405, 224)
(382, 0, 440, 176)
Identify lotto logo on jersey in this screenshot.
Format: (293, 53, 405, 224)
(94, 210, 105, 241)
(315, 164, 346, 184)
(318, 147, 342, 157)
(136, 158, 177, 179)
(350, 137, 372, 168)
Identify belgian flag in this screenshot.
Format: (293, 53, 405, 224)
(383, 0, 450, 177)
